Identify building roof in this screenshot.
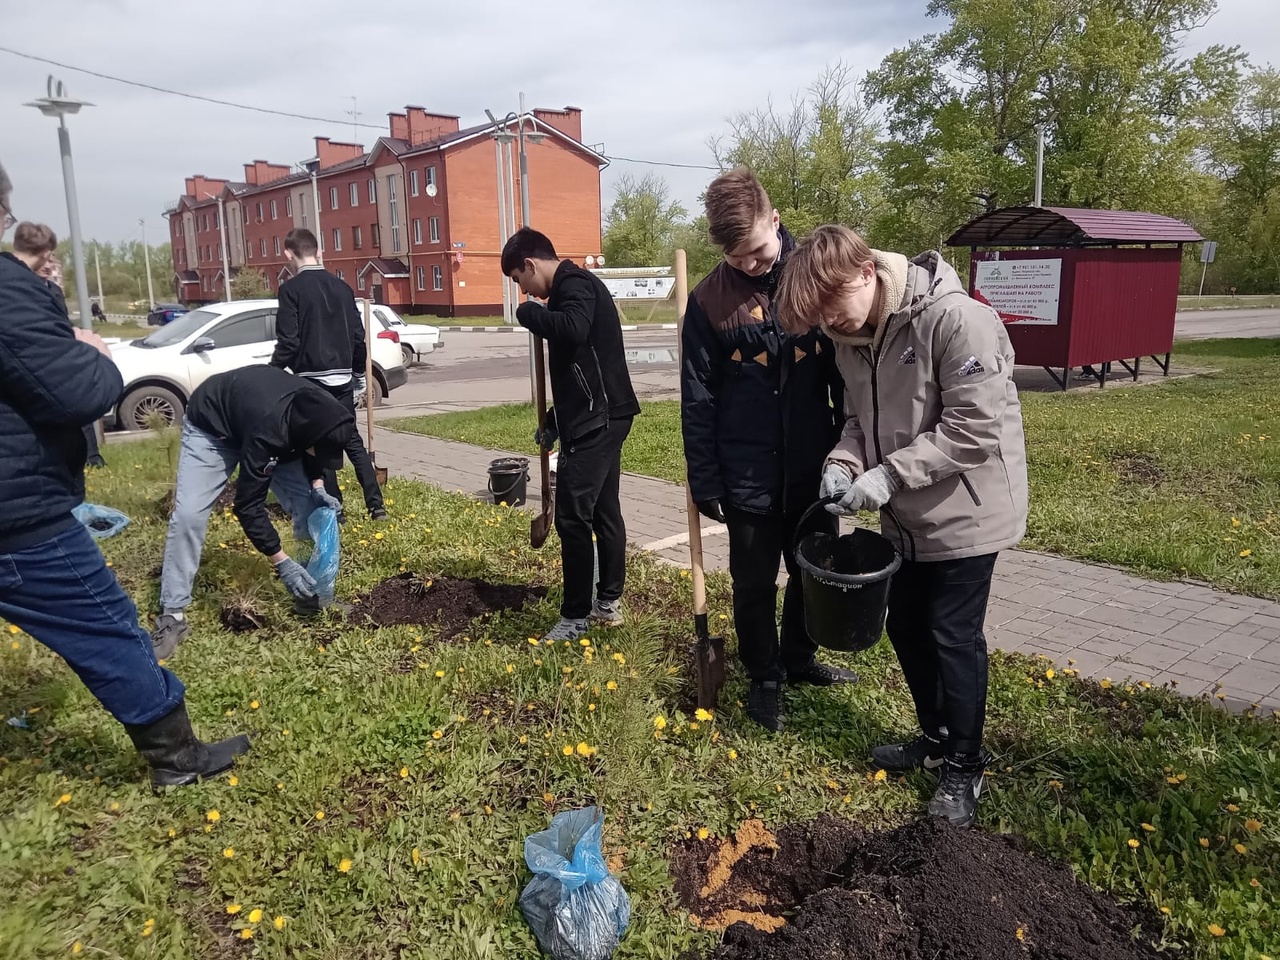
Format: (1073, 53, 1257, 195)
(358, 258, 410, 279)
(175, 270, 199, 283)
(946, 206, 1204, 247)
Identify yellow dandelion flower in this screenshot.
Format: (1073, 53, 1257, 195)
(205, 809, 220, 823)
(1251, 878, 1261, 888)
(400, 767, 409, 779)
(432, 730, 443, 740)
(606, 680, 617, 691)
(374, 532, 384, 541)
(518, 735, 529, 745)
(239, 928, 254, 940)
(576, 742, 594, 757)
(1045, 668, 1055, 680)
(697, 827, 710, 840)
(1015, 927, 1026, 942)
(528, 637, 540, 646)
(274, 916, 286, 930)
(1141, 823, 1156, 833)
(652, 715, 667, 730)
(1207, 923, 1226, 937)
(223, 847, 235, 858)
(506, 664, 515, 673)
(411, 847, 421, 865)
(1127, 839, 1140, 849)
(315, 810, 325, 820)
(72, 943, 83, 954)
(612, 653, 626, 665)
(226, 904, 242, 915)
(1048, 780, 1064, 790)
(1228, 803, 1241, 813)
(168, 829, 176, 838)
(1100, 678, 1112, 690)
(1245, 818, 1262, 833)
(7, 625, 18, 634)
(228, 775, 239, 787)
(55, 793, 72, 807)
(337, 858, 352, 873)
(562, 745, 574, 756)
(1235, 843, 1248, 855)
(248, 908, 263, 923)
(1200, 837, 1210, 848)
(727, 749, 738, 760)
(542, 792, 555, 804)
(249, 700, 259, 710)
(695, 708, 714, 722)
(1160, 906, 1171, 915)
(874, 769, 888, 782)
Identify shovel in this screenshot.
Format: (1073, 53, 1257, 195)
(674, 249, 727, 709)
(363, 299, 389, 486)
(530, 335, 554, 548)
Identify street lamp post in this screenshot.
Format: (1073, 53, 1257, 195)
(216, 198, 231, 301)
(139, 219, 156, 308)
(25, 76, 94, 330)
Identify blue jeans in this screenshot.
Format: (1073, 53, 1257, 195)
(159, 418, 316, 611)
(0, 523, 185, 726)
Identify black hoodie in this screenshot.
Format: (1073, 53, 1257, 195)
(186, 366, 355, 555)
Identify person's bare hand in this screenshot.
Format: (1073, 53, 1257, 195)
(73, 327, 111, 357)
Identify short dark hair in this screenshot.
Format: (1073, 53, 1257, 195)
(705, 168, 772, 251)
(13, 222, 57, 255)
(501, 227, 558, 276)
(284, 228, 319, 257)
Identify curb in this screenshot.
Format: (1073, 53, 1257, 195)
(441, 324, 678, 333)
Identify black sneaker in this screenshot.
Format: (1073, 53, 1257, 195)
(788, 659, 858, 686)
(928, 755, 986, 829)
(370, 507, 389, 521)
(746, 680, 785, 733)
(870, 732, 947, 773)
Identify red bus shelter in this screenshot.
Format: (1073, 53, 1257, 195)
(946, 206, 1202, 390)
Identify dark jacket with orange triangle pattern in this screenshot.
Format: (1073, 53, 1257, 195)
(680, 227, 845, 515)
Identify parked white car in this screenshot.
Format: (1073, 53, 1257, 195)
(358, 300, 443, 367)
(107, 298, 408, 431)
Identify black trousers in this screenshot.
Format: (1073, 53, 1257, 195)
(555, 417, 632, 620)
(725, 504, 836, 683)
(885, 553, 998, 757)
(316, 382, 383, 513)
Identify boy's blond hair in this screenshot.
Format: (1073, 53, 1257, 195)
(704, 168, 772, 251)
(776, 224, 874, 333)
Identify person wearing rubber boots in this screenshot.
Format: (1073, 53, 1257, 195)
(680, 168, 850, 734)
(151, 366, 354, 656)
(776, 224, 1028, 828)
(0, 160, 249, 788)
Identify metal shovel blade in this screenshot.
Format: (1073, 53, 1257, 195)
(530, 508, 553, 549)
(695, 632, 727, 710)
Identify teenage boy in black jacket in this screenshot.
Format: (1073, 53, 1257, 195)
(681, 168, 851, 733)
(151, 366, 354, 657)
(0, 160, 249, 788)
(273, 228, 386, 520)
(502, 227, 640, 642)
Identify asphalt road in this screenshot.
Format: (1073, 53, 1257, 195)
(1173, 308, 1280, 340)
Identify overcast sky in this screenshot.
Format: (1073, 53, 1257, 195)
(2, 0, 1275, 245)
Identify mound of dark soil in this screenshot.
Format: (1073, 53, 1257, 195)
(220, 600, 268, 634)
(351, 573, 547, 639)
(671, 816, 1160, 960)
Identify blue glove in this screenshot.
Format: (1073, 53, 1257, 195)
(310, 486, 344, 520)
(534, 406, 558, 452)
(274, 557, 317, 600)
(827, 465, 900, 516)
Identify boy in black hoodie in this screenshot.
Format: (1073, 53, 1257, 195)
(151, 366, 354, 657)
(502, 228, 640, 642)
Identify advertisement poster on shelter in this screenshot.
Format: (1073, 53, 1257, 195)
(972, 258, 1062, 325)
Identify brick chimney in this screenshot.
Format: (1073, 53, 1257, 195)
(184, 175, 229, 199)
(388, 111, 410, 141)
(242, 161, 292, 185)
(533, 106, 583, 142)
(405, 106, 461, 146)
(315, 137, 365, 170)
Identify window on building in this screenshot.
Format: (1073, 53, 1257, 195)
(332, 228, 342, 252)
(260, 238, 267, 257)
(285, 195, 293, 217)
(432, 265, 443, 291)
(372, 223, 380, 248)
(352, 225, 363, 250)
(426, 165, 437, 189)
(429, 216, 440, 244)
(255, 202, 263, 221)
(387, 175, 401, 250)
(367, 179, 376, 204)
(214, 208, 220, 229)
(416, 266, 426, 291)
(350, 182, 359, 207)
(274, 237, 281, 256)
(357, 273, 366, 291)
(336, 269, 344, 281)
(300, 194, 308, 228)
(330, 186, 339, 210)
(270, 199, 278, 220)
(412, 219, 422, 245)
(409, 169, 419, 197)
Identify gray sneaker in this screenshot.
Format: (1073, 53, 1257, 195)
(151, 614, 191, 660)
(542, 617, 590, 643)
(590, 599, 623, 626)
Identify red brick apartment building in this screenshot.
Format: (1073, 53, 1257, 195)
(166, 105, 605, 316)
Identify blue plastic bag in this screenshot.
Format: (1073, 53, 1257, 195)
(72, 502, 130, 540)
(305, 507, 340, 601)
(519, 806, 630, 960)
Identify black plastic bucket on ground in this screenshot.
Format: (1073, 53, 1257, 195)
(794, 498, 903, 653)
(487, 457, 529, 507)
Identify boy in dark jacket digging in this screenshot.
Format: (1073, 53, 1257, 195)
(502, 228, 640, 642)
(680, 169, 851, 733)
(777, 225, 1029, 828)
(0, 160, 249, 787)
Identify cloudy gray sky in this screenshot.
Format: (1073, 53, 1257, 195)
(2, 0, 1275, 244)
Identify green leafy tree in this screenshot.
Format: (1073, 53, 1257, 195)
(231, 267, 270, 300)
(602, 173, 688, 267)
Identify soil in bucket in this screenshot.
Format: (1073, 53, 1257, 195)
(350, 572, 547, 639)
(487, 457, 529, 507)
(671, 816, 1161, 960)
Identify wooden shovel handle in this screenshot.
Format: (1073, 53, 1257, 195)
(673, 249, 708, 618)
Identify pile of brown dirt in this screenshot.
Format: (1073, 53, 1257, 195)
(220, 600, 268, 634)
(671, 816, 1160, 960)
(351, 573, 547, 638)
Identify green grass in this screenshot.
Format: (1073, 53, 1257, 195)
(390, 339, 1280, 599)
(1, 437, 1276, 957)
(96, 321, 152, 339)
(1178, 295, 1279, 311)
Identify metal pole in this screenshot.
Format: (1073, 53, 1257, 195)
(56, 119, 92, 330)
(1034, 125, 1045, 207)
(311, 170, 323, 264)
(517, 93, 537, 405)
(140, 219, 156, 308)
(217, 198, 231, 301)
(93, 244, 103, 307)
(1198, 260, 1208, 298)
(494, 136, 511, 326)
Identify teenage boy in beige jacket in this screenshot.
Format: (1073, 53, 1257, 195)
(776, 225, 1028, 828)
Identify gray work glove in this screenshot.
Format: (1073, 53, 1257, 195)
(352, 374, 367, 396)
(827, 464, 900, 516)
(274, 557, 317, 600)
(310, 486, 344, 519)
(820, 462, 855, 503)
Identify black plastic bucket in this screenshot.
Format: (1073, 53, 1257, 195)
(487, 457, 529, 507)
(794, 498, 902, 653)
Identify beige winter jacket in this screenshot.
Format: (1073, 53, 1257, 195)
(825, 251, 1028, 561)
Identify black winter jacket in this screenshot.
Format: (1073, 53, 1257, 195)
(271, 265, 367, 381)
(680, 228, 845, 515)
(516, 261, 640, 443)
(0, 252, 124, 552)
(186, 366, 355, 557)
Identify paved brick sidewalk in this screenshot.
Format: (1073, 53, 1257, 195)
(377, 428, 1280, 714)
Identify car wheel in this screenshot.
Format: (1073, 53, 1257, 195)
(119, 385, 184, 432)
(401, 343, 416, 367)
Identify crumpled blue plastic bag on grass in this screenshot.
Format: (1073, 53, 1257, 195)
(519, 806, 630, 960)
(73, 502, 130, 540)
(305, 507, 340, 600)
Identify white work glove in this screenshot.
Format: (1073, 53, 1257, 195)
(352, 374, 367, 396)
(826, 465, 900, 516)
(820, 462, 854, 502)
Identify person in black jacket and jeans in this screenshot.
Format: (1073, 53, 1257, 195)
(273, 228, 385, 520)
(681, 169, 852, 732)
(0, 160, 249, 788)
(503, 228, 640, 642)
(151, 366, 354, 656)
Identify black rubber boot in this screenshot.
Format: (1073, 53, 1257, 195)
(124, 701, 250, 789)
(746, 680, 785, 733)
